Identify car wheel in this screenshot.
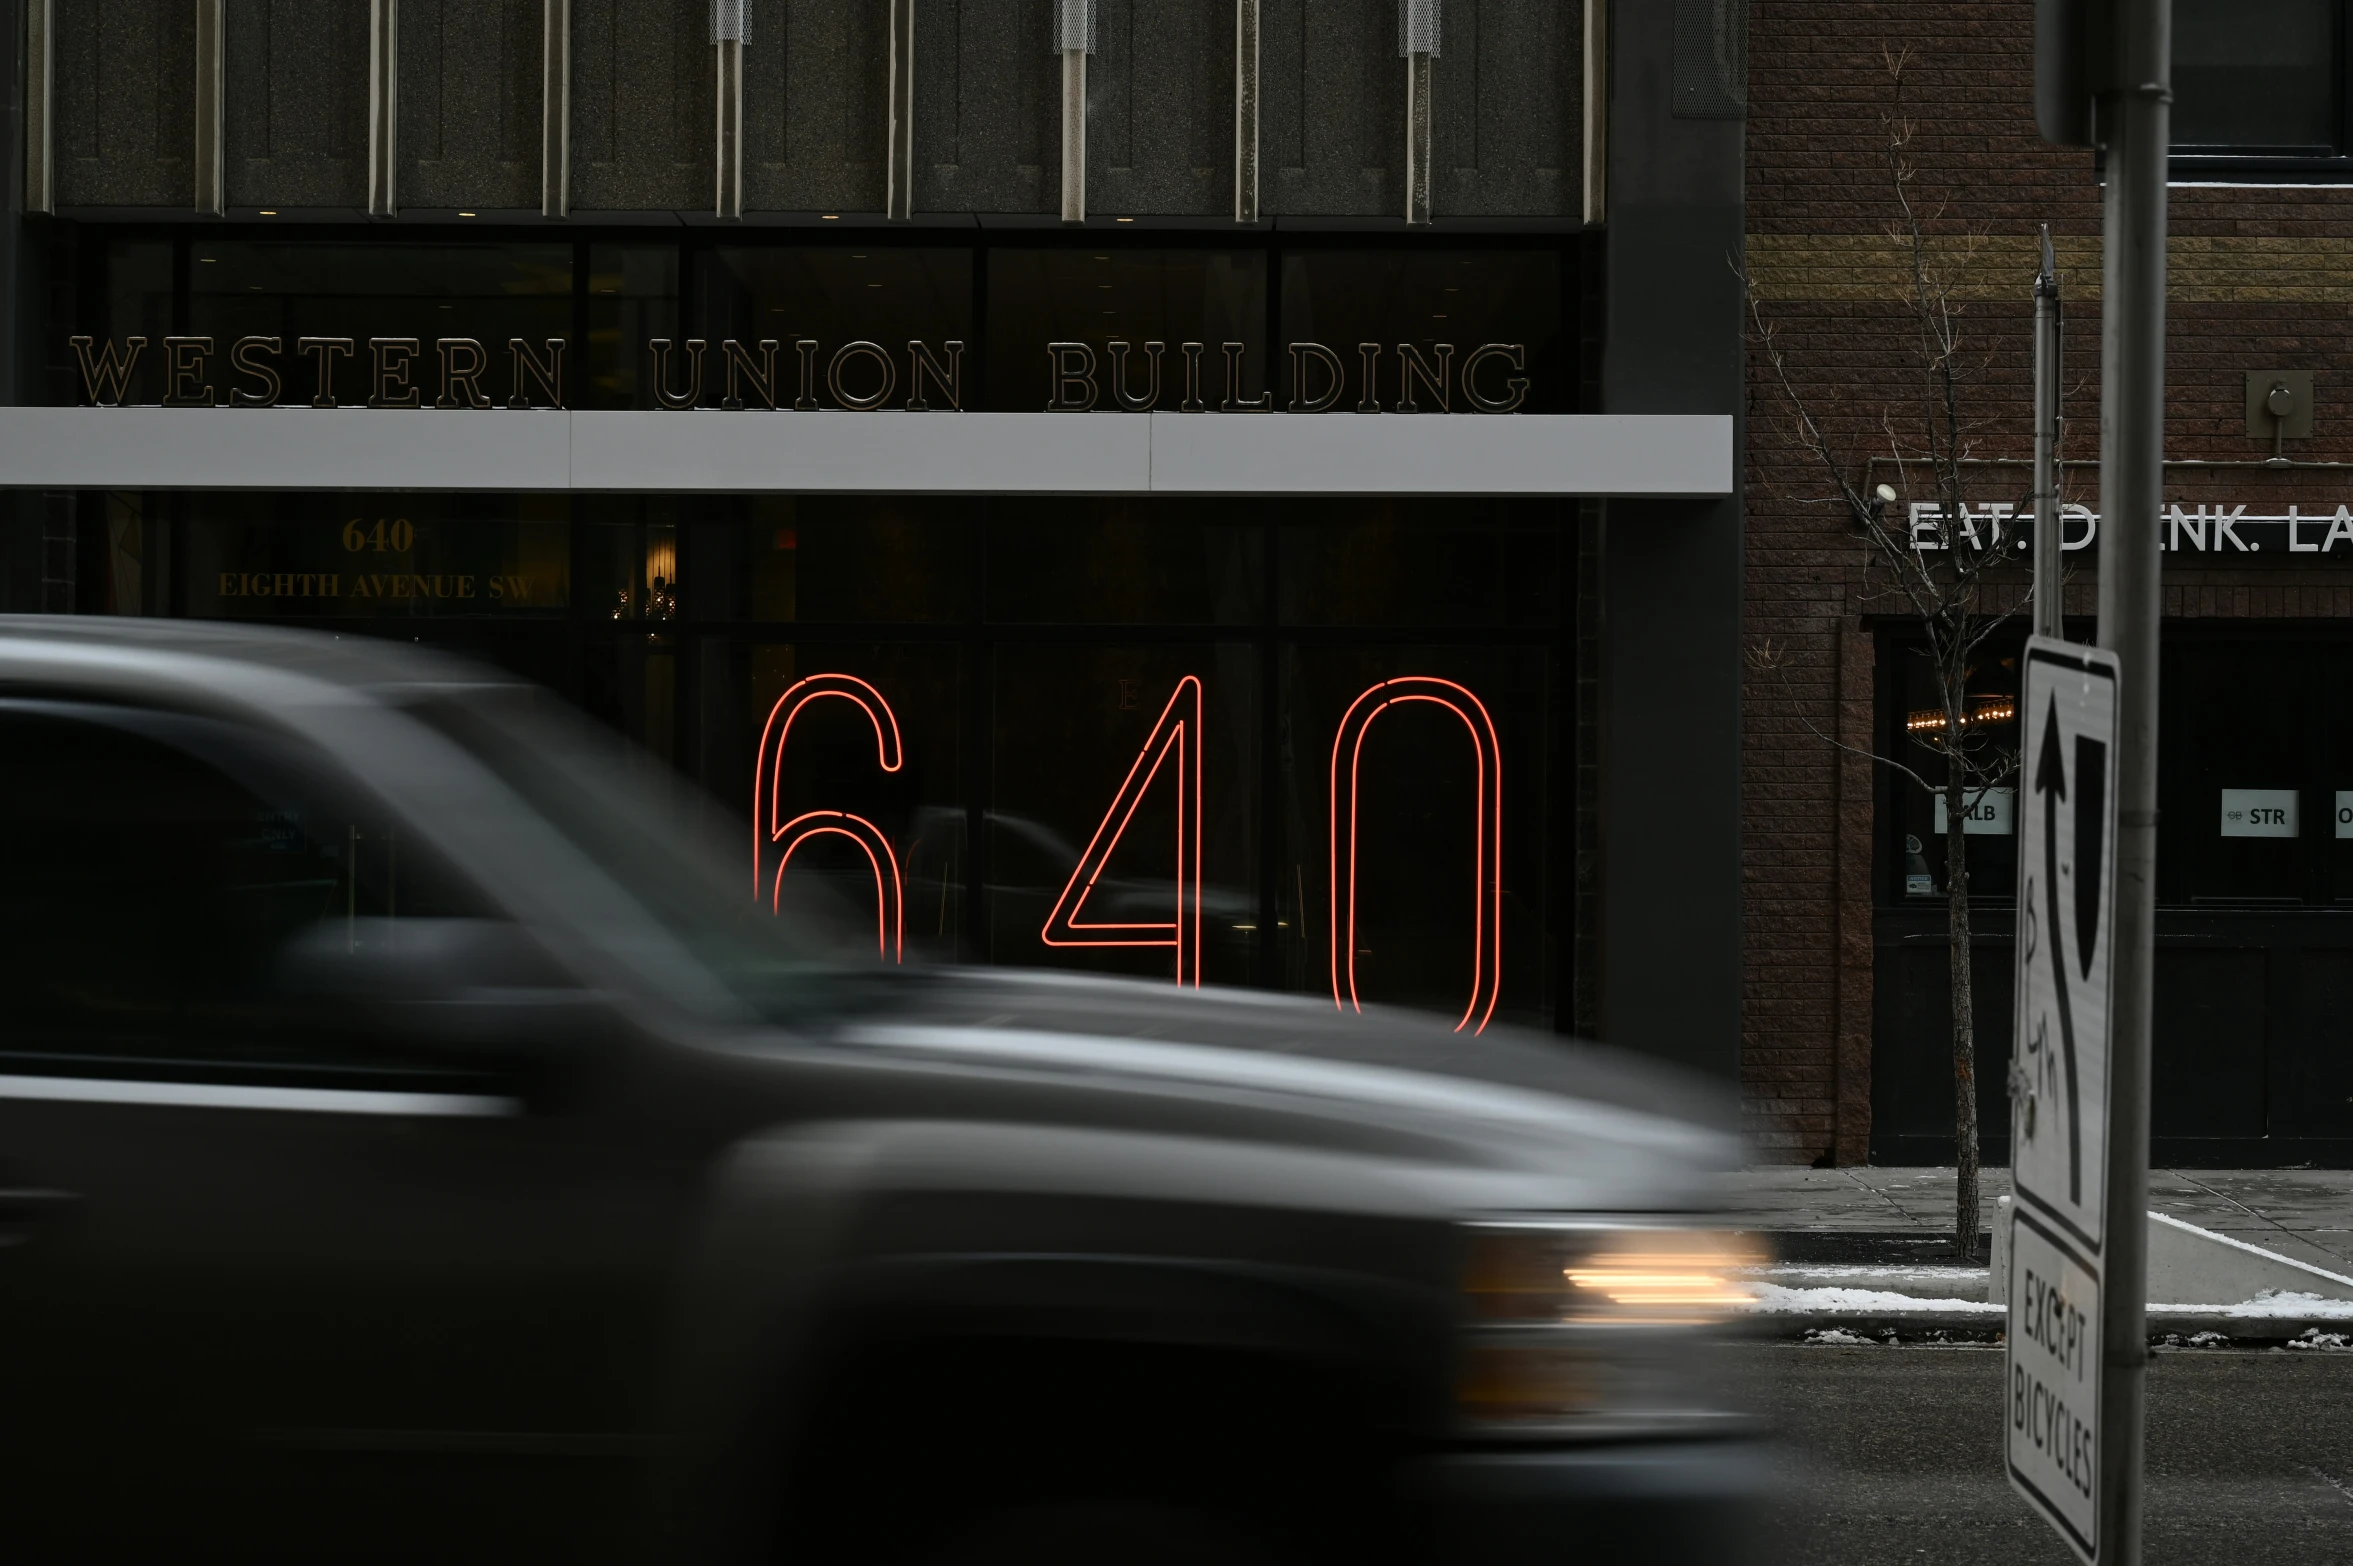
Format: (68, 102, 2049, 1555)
(922, 1501, 1278, 1566)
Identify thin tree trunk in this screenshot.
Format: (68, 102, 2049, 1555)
(1945, 750, 1982, 1262)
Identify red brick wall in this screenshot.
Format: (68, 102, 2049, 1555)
(1744, 1, 2353, 1162)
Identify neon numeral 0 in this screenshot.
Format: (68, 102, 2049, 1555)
(754, 673, 905, 961)
(1330, 677, 1503, 1034)
(1040, 675, 1204, 987)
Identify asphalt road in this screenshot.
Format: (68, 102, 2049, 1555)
(1741, 1342, 2353, 1566)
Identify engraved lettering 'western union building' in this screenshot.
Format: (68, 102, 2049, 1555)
(66, 336, 1531, 415)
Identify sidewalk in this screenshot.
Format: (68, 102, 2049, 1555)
(1727, 1166, 2353, 1339)
(1734, 1166, 2353, 1273)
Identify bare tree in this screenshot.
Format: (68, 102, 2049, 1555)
(1745, 48, 2042, 1261)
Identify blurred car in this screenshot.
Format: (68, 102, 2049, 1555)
(0, 621, 1765, 1565)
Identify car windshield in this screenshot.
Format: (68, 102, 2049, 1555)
(402, 682, 851, 1024)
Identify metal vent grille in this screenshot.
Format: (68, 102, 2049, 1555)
(711, 0, 747, 45)
(1398, 0, 1441, 58)
(1672, 0, 1746, 119)
(1052, 0, 1096, 53)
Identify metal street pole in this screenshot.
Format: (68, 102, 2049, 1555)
(2096, 0, 2168, 1561)
(2033, 226, 2064, 641)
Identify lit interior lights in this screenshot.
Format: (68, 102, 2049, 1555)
(1330, 678, 1503, 1033)
(754, 674, 906, 960)
(1906, 696, 2018, 735)
(1041, 676, 1204, 987)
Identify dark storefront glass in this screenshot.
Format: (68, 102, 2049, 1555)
(103, 241, 175, 377)
(986, 500, 1262, 624)
(2154, 637, 2353, 905)
(187, 243, 573, 408)
(1277, 645, 1554, 1028)
(696, 639, 968, 963)
(985, 250, 1268, 411)
(77, 237, 1574, 1032)
(1280, 501, 1568, 626)
(687, 498, 973, 623)
(697, 248, 973, 409)
(587, 245, 680, 408)
(1281, 251, 1570, 414)
(1889, 645, 2023, 905)
(988, 642, 1261, 987)
(2172, 0, 2341, 154)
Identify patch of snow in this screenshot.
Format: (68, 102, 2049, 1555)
(2149, 1290, 2353, 1319)
(1759, 1265, 1986, 1283)
(1799, 1327, 1878, 1346)
(1741, 1283, 2003, 1315)
(2289, 1329, 2353, 1351)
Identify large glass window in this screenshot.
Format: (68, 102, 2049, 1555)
(188, 242, 573, 408)
(1281, 251, 1570, 414)
(1886, 643, 2024, 905)
(697, 247, 973, 410)
(984, 249, 1269, 412)
(2171, 0, 2349, 170)
(80, 233, 1578, 1033)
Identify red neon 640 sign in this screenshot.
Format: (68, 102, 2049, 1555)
(756, 671, 1502, 1024)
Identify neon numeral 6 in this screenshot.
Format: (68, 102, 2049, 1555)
(754, 673, 905, 961)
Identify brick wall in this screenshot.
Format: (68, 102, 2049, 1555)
(1745, 1, 2353, 1162)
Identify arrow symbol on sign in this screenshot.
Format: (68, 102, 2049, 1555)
(2035, 697, 2083, 1205)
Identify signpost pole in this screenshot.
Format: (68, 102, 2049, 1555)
(2095, 1, 2169, 1561)
(2033, 226, 2064, 642)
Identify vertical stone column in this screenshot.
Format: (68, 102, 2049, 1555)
(1054, 0, 1093, 223)
(367, 0, 399, 217)
(1233, 0, 1258, 224)
(25, 0, 53, 216)
(713, 1, 746, 219)
(1400, 0, 1438, 225)
(194, 0, 224, 215)
(543, 0, 570, 218)
(887, 0, 915, 220)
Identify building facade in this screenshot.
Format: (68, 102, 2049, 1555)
(1748, 0, 2353, 1165)
(0, 4, 1749, 1091)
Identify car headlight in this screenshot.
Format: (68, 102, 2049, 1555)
(1456, 1222, 1763, 1436)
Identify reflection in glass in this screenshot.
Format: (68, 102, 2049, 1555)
(986, 499, 1262, 624)
(1281, 251, 1569, 413)
(990, 644, 1259, 985)
(985, 250, 1268, 411)
(1279, 646, 1551, 1028)
(697, 248, 973, 409)
(588, 246, 680, 408)
(699, 641, 967, 962)
(689, 498, 973, 622)
(1280, 501, 1566, 626)
(2173, 0, 2339, 153)
(1892, 645, 2022, 903)
(188, 243, 573, 408)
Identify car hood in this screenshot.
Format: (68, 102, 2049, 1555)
(823, 967, 1744, 1215)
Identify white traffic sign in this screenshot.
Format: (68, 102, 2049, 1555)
(2008, 1209, 2103, 1562)
(2007, 635, 2121, 1564)
(2010, 638, 2121, 1256)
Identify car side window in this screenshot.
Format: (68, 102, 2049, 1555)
(0, 701, 491, 1072)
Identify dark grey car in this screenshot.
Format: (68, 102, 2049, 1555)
(0, 620, 1764, 1565)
